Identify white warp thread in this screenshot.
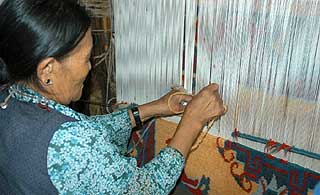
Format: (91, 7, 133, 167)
(113, 0, 320, 172)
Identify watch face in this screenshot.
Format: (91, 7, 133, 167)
(131, 107, 142, 128)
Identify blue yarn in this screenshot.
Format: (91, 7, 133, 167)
(231, 131, 320, 160)
(314, 182, 320, 195)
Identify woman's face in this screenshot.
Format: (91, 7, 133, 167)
(50, 29, 93, 105)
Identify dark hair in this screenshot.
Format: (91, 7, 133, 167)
(0, 0, 91, 85)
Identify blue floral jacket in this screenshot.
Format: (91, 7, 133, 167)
(8, 85, 185, 195)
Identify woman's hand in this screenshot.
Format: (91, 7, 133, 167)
(169, 83, 227, 158)
(154, 86, 192, 117)
(134, 86, 192, 125)
(182, 83, 226, 128)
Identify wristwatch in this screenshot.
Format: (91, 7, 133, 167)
(131, 106, 143, 129)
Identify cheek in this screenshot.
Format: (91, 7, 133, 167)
(81, 62, 91, 78)
(71, 67, 89, 99)
(74, 64, 90, 84)
(71, 79, 85, 101)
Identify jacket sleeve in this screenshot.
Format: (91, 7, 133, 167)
(89, 109, 132, 154)
(47, 120, 185, 195)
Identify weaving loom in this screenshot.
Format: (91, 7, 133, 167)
(113, 0, 320, 174)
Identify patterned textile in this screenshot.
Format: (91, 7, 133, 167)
(130, 119, 211, 195)
(217, 139, 320, 195)
(8, 84, 185, 195)
(128, 119, 157, 167)
(136, 119, 320, 195)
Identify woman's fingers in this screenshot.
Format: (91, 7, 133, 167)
(208, 83, 219, 92)
(183, 83, 226, 125)
(179, 94, 192, 104)
(170, 83, 227, 157)
(200, 83, 219, 93)
(171, 85, 186, 93)
(222, 105, 228, 115)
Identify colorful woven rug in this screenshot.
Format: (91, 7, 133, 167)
(129, 119, 320, 195)
(217, 139, 320, 195)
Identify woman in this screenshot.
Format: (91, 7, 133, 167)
(0, 0, 226, 194)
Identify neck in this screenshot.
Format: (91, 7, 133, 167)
(23, 82, 59, 104)
(17, 81, 71, 105)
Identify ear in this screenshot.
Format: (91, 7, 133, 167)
(37, 57, 58, 85)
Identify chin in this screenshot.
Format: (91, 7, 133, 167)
(69, 85, 84, 103)
(73, 90, 83, 102)
(72, 93, 82, 102)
